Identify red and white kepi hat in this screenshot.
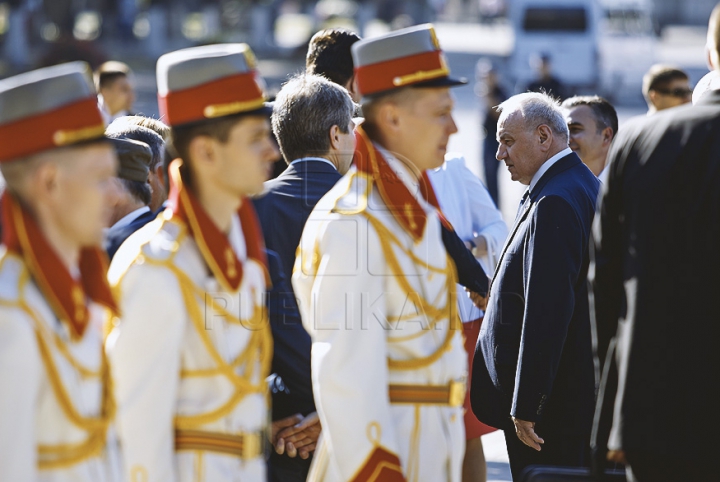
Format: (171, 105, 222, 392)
(351, 23, 467, 97)
(0, 62, 105, 163)
(156, 43, 271, 127)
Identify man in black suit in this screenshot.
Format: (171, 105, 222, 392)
(253, 73, 355, 482)
(589, 7, 720, 481)
(471, 92, 599, 480)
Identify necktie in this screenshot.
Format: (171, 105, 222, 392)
(516, 189, 530, 218)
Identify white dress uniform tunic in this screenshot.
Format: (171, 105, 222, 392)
(0, 251, 121, 482)
(0, 62, 121, 482)
(106, 167, 271, 482)
(293, 125, 468, 482)
(104, 43, 274, 482)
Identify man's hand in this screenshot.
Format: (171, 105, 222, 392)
(466, 288, 488, 310)
(512, 417, 544, 451)
(274, 412, 322, 459)
(271, 413, 303, 444)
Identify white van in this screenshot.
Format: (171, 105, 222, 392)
(507, 0, 601, 94)
(597, 0, 657, 103)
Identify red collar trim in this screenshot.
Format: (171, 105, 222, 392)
(353, 126, 452, 240)
(167, 159, 268, 292)
(1, 192, 118, 339)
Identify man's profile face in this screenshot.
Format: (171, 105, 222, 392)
(565, 105, 606, 167)
(101, 75, 135, 115)
(651, 77, 692, 111)
(395, 87, 458, 172)
(212, 116, 279, 197)
(496, 111, 545, 185)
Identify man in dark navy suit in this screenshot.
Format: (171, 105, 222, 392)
(253, 73, 355, 482)
(471, 92, 599, 480)
(254, 74, 355, 284)
(104, 137, 155, 260)
(105, 124, 166, 259)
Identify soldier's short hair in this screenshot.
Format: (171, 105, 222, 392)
(272, 74, 354, 164)
(306, 29, 361, 87)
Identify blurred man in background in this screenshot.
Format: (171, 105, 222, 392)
(306, 28, 362, 102)
(561, 96, 618, 178)
(477, 59, 506, 207)
(642, 64, 692, 114)
(524, 53, 565, 100)
(103, 137, 153, 259)
(107, 118, 168, 212)
(95, 60, 136, 124)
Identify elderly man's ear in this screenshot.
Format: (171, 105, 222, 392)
(537, 124, 553, 150)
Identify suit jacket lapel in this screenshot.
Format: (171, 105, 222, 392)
(490, 198, 533, 287)
(489, 152, 583, 288)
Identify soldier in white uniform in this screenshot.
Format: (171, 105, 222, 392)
(105, 44, 279, 482)
(293, 24, 470, 482)
(0, 63, 122, 481)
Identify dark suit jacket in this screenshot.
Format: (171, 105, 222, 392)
(471, 152, 599, 438)
(106, 208, 156, 260)
(590, 93, 720, 464)
(254, 159, 342, 284)
(265, 249, 315, 417)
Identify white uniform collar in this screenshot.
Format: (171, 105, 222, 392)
(529, 147, 572, 193)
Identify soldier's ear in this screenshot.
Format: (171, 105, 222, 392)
(378, 102, 402, 133)
(187, 135, 216, 168)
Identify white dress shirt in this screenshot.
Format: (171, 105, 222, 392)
(110, 206, 151, 231)
(529, 147, 573, 193)
(428, 154, 509, 321)
(289, 156, 337, 170)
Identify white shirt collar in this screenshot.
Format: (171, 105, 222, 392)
(529, 147, 572, 192)
(289, 157, 337, 170)
(110, 206, 150, 231)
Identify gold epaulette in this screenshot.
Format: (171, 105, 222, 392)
(331, 170, 373, 215)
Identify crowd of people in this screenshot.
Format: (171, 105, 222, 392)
(0, 4, 718, 482)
